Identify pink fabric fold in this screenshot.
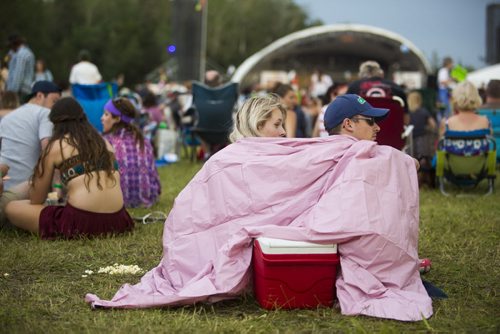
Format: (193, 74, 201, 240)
(85, 135, 432, 321)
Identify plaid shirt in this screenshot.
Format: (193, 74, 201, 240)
(6, 45, 35, 94)
(104, 128, 161, 208)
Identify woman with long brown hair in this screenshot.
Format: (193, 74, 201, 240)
(101, 97, 160, 208)
(5, 97, 134, 239)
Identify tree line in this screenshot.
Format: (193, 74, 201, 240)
(0, 0, 320, 88)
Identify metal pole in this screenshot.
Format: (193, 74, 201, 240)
(199, 0, 208, 82)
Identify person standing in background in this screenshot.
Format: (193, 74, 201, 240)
(312, 82, 349, 137)
(34, 59, 54, 82)
(5, 34, 35, 102)
(272, 83, 307, 138)
(309, 69, 333, 99)
(69, 50, 102, 85)
(436, 57, 455, 122)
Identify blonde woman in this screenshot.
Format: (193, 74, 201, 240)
(439, 80, 492, 155)
(229, 94, 287, 142)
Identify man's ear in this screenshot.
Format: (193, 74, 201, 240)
(343, 118, 353, 132)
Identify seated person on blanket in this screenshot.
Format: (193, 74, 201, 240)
(85, 94, 433, 321)
(325, 94, 430, 271)
(5, 97, 134, 239)
(325, 94, 419, 168)
(229, 93, 287, 141)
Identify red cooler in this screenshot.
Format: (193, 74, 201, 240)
(253, 237, 339, 309)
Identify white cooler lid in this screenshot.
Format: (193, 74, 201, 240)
(255, 237, 337, 254)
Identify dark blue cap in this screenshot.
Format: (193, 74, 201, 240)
(27, 81, 61, 100)
(324, 94, 389, 132)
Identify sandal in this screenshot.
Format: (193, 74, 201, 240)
(133, 211, 167, 224)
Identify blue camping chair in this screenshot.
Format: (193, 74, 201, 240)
(72, 83, 118, 132)
(191, 81, 238, 157)
(436, 132, 496, 196)
(477, 107, 500, 161)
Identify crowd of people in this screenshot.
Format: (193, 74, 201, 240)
(0, 31, 498, 322)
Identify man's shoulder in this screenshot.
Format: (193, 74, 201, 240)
(78, 61, 98, 70)
(23, 103, 50, 113)
(18, 45, 34, 57)
(3, 104, 49, 120)
(438, 67, 447, 74)
(480, 102, 500, 110)
(2, 104, 28, 119)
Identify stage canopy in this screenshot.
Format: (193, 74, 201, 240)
(232, 24, 431, 89)
(467, 63, 500, 88)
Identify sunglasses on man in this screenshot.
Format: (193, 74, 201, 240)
(351, 116, 376, 126)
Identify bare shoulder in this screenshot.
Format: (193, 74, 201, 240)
(479, 114, 490, 126)
(48, 138, 80, 166)
(45, 139, 65, 166)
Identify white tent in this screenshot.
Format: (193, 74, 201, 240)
(466, 64, 500, 88)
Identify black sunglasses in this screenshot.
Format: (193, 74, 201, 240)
(351, 116, 376, 126)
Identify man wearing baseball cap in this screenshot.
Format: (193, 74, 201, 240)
(0, 80, 61, 225)
(323, 94, 389, 141)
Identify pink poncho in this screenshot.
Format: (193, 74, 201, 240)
(86, 135, 433, 321)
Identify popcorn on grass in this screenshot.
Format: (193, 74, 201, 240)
(82, 263, 144, 277)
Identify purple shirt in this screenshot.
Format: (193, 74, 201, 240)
(104, 128, 161, 208)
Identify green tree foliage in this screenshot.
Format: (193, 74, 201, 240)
(0, 0, 317, 86)
(205, 0, 314, 69)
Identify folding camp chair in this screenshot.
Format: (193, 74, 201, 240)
(72, 82, 118, 132)
(477, 108, 500, 161)
(436, 134, 496, 196)
(191, 81, 238, 158)
(364, 97, 412, 151)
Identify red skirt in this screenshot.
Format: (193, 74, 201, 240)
(39, 202, 134, 240)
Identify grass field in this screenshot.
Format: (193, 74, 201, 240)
(1, 158, 499, 333)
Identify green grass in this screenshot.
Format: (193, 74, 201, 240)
(1, 159, 499, 333)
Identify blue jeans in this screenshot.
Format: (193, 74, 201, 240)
(437, 88, 451, 123)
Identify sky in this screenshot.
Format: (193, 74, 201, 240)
(295, 0, 498, 70)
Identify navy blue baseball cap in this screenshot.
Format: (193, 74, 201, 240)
(27, 80, 61, 100)
(324, 94, 389, 132)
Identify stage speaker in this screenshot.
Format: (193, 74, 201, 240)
(171, 0, 203, 81)
(486, 4, 500, 65)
